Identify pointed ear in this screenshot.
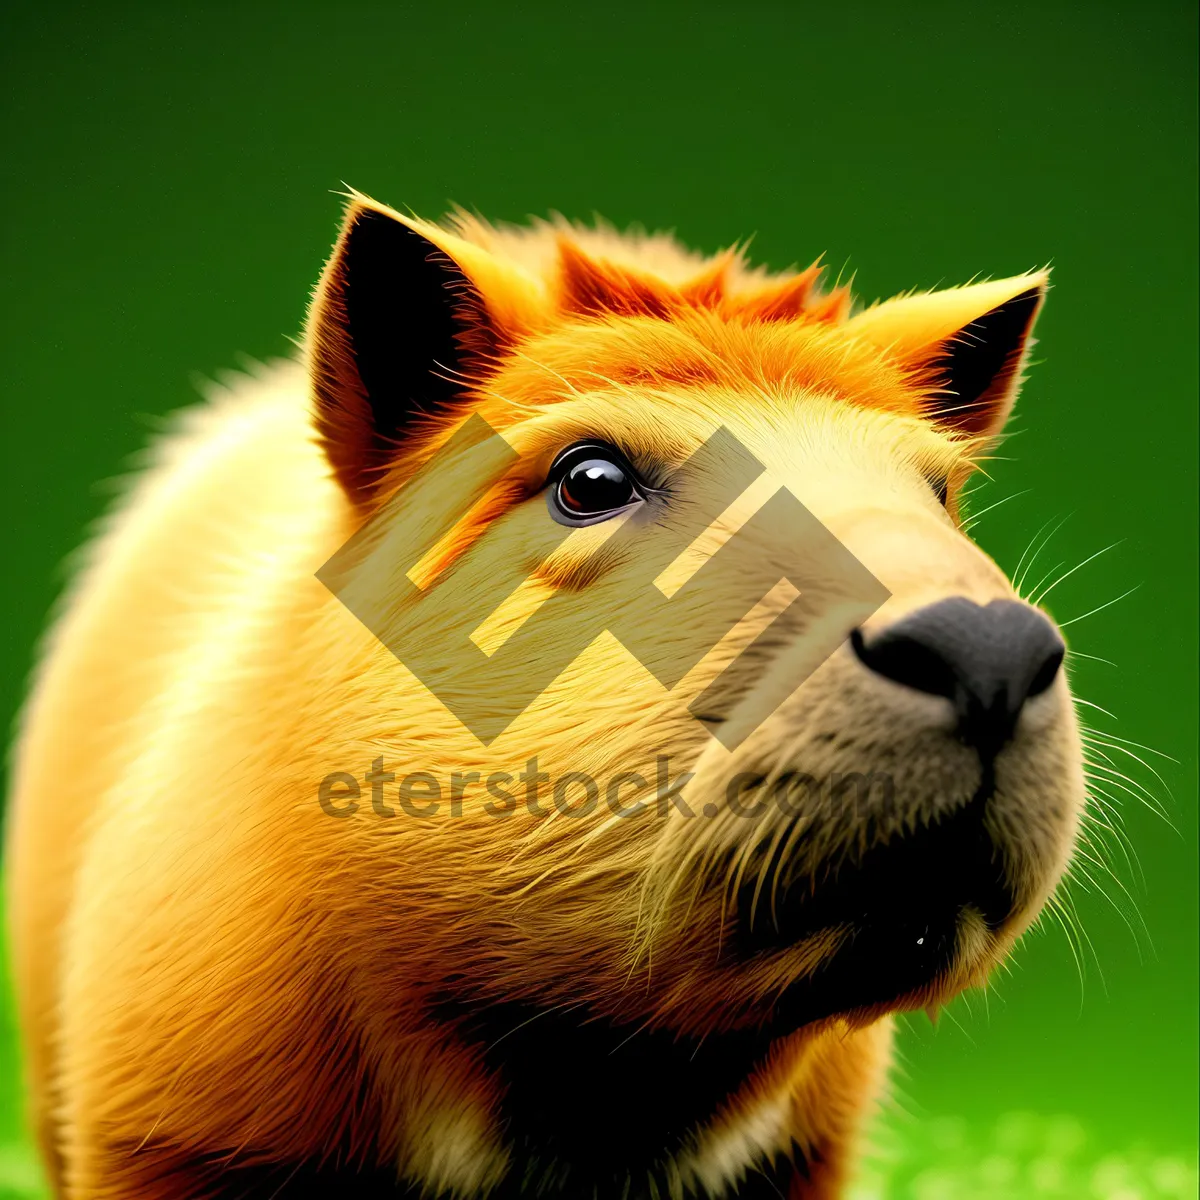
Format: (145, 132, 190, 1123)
(307, 195, 540, 503)
(847, 271, 1049, 438)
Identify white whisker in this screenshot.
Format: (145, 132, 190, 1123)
(1057, 584, 1141, 629)
(1032, 541, 1122, 606)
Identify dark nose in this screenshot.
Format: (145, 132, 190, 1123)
(851, 597, 1064, 756)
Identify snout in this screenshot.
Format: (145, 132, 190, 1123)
(851, 597, 1065, 758)
(722, 597, 1076, 1021)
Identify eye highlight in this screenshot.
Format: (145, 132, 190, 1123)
(546, 442, 646, 527)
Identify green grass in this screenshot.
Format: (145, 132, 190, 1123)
(853, 1111, 1198, 1199)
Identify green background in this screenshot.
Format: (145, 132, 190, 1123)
(1, 2, 1196, 1196)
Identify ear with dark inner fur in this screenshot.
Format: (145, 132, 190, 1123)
(309, 206, 490, 503)
(926, 288, 1043, 436)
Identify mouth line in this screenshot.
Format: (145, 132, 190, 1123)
(761, 908, 968, 1038)
(733, 765, 1014, 961)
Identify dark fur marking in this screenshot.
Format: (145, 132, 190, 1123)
(428, 991, 784, 1194)
(148, 1144, 807, 1199)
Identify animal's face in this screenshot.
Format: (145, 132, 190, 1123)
(310, 197, 1085, 1047)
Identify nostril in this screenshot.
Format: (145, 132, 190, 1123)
(850, 627, 958, 701)
(851, 598, 1065, 755)
(1026, 643, 1064, 698)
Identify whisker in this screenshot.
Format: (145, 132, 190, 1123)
(1084, 752, 1172, 812)
(1070, 839, 1145, 927)
(1051, 880, 1107, 999)
(1025, 560, 1066, 606)
(939, 1002, 978, 1046)
(1013, 514, 1072, 595)
(1066, 648, 1117, 666)
(1079, 795, 1143, 878)
(1066, 857, 1148, 954)
(961, 488, 1030, 532)
(1083, 730, 1178, 762)
(1011, 515, 1062, 588)
(1057, 584, 1141, 629)
(1043, 893, 1088, 1002)
(1082, 735, 1177, 808)
(1074, 697, 1118, 721)
(1031, 541, 1122, 607)
(1084, 768, 1173, 826)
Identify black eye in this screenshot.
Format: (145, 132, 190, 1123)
(547, 443, 644, 526)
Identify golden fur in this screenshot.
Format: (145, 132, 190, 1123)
(6, 193, 1084, 1198)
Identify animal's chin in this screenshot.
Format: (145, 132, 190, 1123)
(736, 774, 1017, 1032)
(757, 906, 982, 1038)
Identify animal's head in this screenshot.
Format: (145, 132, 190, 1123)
(307, 193, 1084, 1064)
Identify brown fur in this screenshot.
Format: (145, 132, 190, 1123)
(5, 194, 1084, 1198)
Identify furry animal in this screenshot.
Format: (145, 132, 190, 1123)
(6, 192, 1085, 1199)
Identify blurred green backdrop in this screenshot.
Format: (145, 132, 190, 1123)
(1, 2, 1196, 1196)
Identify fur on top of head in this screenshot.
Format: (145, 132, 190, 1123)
(308, 191, 1047, 504)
